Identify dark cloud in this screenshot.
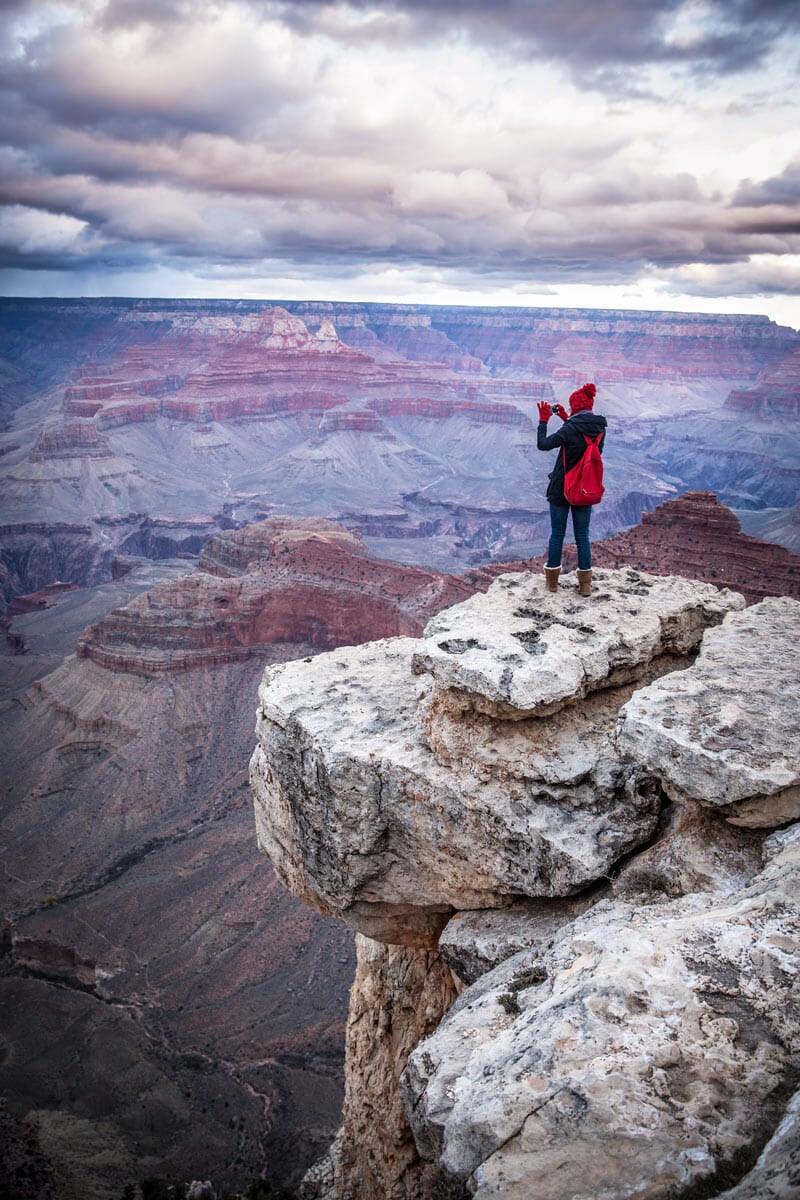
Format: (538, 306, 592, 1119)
(0, 0, 797, 313)
(278, 0, 800, 75)
(95, 0, 197, 30)
(733, 160, 800, 206)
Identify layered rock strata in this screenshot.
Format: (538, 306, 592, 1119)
(593, 491, 800, 603)
(77, 517, 476, 676)
(250, 569, 800, 1200)
(725, 346, 800, 418)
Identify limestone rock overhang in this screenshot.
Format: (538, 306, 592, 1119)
(250, 568, 745, 944)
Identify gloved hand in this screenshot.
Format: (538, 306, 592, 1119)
(537, 401, 552, 422)
(553, 403, 568, 421)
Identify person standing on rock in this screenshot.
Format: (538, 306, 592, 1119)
(537, 382, 607, 595)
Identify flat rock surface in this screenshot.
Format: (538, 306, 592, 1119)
(402, 825, 800, 1200)
(412, 568, 743, 718)
(617, 597, 800, 820)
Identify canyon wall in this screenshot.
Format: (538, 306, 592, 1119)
(2, 299, 799, 601)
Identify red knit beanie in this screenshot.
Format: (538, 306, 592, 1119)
(568, 382, 597, 414)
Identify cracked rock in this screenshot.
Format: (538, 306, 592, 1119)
(617, 596, 800, 827)
(401, 826, 800, 1200)
(411, 568, 743, 719)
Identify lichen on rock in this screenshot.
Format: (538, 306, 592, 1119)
(411, 567, 743, 718)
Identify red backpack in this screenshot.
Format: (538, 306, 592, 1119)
(562, 434, 605, 506)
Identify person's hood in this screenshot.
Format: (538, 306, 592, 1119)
(567, 411, 606, 436)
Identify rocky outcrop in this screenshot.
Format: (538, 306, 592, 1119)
(412, 568, 740, 717)
(251, 573, 800, 1200)
(251, 569, 742, 940)
(403, 824, 799, 1200)
(593, 491, 800, 603)
(77, 517, 476, 675)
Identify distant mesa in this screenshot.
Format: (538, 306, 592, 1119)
(70, 493, 800, 679)
(75, 516, 479, 676)
(593, 490, 800, 604)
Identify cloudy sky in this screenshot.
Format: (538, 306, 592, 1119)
(1, 0, 799, 325)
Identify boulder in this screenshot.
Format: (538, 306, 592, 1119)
(412, 568, 743, 718)
(402, 824, 800, 1199)
(617, 596, 800, 828)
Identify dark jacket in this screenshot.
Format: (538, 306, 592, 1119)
(537, 411, 607, 506)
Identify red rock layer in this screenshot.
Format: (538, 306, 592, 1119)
(51, 306, 546, 437)
(77, 518, 477, 676)
(593, 491, 800, 603)
(371, 396, 528, 425)
(64, 373, 179, 416)
(30, 420, 111, 460)
(725, 347, 800, 418)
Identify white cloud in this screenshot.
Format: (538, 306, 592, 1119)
(0, 202, 93, 255)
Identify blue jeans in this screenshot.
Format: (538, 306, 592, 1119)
(547, 503, 592, 570)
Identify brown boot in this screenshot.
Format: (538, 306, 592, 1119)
(577, 569, 592, 596)
(544, 566, 560, 592)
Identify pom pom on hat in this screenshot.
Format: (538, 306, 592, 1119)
(568, 382, 597, 414)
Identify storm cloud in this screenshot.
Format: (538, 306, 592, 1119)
(0, 0, 798, 322)
(280, 0, 800, 74)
